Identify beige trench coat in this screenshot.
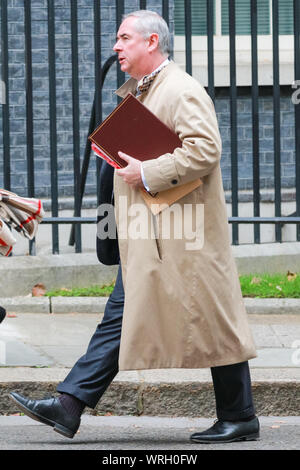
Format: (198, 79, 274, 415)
(113, 61, 256, 370)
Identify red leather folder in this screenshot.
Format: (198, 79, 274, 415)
(89, 92, 201, 214)
(89, 92, 183, 167)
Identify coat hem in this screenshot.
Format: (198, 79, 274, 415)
(118, 352, 257, 371)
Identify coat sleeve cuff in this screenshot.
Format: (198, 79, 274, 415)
(142, 155, 180, 193)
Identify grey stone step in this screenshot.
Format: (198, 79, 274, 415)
(1, 312, 299, 417)
(1, 296, 300, 314)
(1, 367, 299, 418)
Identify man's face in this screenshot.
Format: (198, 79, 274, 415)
(113, 17, 151, 80)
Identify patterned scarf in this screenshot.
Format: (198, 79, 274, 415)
(0, 189, 44, 256)
(136, 59, 169, 95)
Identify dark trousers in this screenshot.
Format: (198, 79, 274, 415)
(57, 265, 255, 421)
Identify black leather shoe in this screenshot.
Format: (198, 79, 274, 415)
(190, 417, 260, 443)
(0, 306, 6, 324)
(9, 392, 80, 438)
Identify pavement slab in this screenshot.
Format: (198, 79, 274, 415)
(0, 312, 299, 418)
(0, 415, 299, 450)
(1, 313, 300, 368)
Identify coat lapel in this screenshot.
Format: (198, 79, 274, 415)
(115, 77, 138, 99)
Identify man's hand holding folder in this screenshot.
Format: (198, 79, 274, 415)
(115, 151, 144, 189)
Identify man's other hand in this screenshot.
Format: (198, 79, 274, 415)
(116, 151, 143, 189)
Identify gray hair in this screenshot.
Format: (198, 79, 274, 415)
(122, 10, 170, 55)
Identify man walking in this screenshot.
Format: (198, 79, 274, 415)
(10, 10, 259, 444)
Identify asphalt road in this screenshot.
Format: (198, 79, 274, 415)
(0, 415, 299, 453)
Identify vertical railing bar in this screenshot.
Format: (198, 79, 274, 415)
(162, 0, 169, 25)
(70, 0, 82, 252)
(163, 0, 173, 58)
(294, 0, 300, 240)
(69, 102, 95, 247)
(24, 0, 36, 255)
(69, 0, 102, 246)
(207, 0, 215, 101)
(184, 0, 192, 76)
(94, 0, 102, 205)
(1, 0, 10, 191)
(116, 0, 125, 101)
(47, 0, 59, 254)
(68, 55, 117, 247)
(272, 0, 282, 242)
(229, 0, 238, 244)
(24, 1, 34, 197)
(251, 0, 260, 243)
(0, 0, 11, 261)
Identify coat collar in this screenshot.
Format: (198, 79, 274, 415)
(115, 77, 138, 99)
(115, 60, 175, 99)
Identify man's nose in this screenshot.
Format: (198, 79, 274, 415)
(113, 40, 121, 52)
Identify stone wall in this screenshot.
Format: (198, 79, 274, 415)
(0, 0, 172, 198)
(0, 0, 296, 199)
(215, 86, 295, 192)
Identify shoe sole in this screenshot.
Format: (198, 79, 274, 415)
(190, 432, 260, 444)
(9, 394, 75, 439)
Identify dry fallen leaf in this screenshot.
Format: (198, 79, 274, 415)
(32, 283, 46, 297)
(287, 271, 297, 281)
(250, 277, 262, 285)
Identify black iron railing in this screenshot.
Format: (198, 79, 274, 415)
(1, 0, 300, 255)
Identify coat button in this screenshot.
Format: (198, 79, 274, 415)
(171, 179, 178, 185)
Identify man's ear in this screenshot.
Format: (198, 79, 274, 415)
(147, 33, 159, 52)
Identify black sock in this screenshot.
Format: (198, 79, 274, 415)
(224, 414, 256, 422)
(58, 393, 86, 417)
(240, 415, 256, 422)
